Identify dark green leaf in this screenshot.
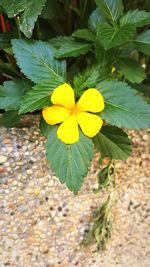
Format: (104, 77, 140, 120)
(41, 0, 63, 20)
(0, 80, 31, 111)
(134, 30, 150, 56)
(19, 80, 60, 114)
(93, 126, 132, 160)
(55, 37, 92, 58)
(88, 8, 106, 31)
(73, 66, 100, 93)
(12, 39, 66, 84)
(117, 57, 146, 83)
(0, 61, 22, 78)
(97, 80, 150, 129)
(2, 0, 47, 38)
(0, 32, 17, 50)
(46, 127, 94, 193)
(97, 23, 135, 50)
(95, 0, 123, 22)
(0, 110, 21, 127)
(39, 117, 52, 137)
(120, 9, 150, 28)
(72, 29, 95, 42)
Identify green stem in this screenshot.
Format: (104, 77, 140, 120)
(15, 16, 21, 39)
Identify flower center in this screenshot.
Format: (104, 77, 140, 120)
(70, 104, 80, 115)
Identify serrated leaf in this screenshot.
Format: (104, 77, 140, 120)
(134, 30, 150, 56)
(117, 57, 146, 83)
(2, 0, 46, 38)
(0, 110, 21, 127)
(88, 8, 106, 31)
(19, 80, 60, 114)
(93, 126, 132, 160)
(12, 39, 66, 84)
(120, 9, 150, 28)
(55, 37, 92, 58)
(95, 0, 123, 22)
(46, 127, 94, 193)
(72, 29, 95, 42)
(0, 80, 31, 111)
(97, 23, 135, 50)
(73, 66, 100, 93)
(97, 80, 150, 129)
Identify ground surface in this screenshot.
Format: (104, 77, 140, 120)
(0, 115, 150, 267)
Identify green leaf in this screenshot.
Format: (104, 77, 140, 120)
(41, 0, 63, 19)
(0, 60, 21, 78)
(73, 66, 100, 93)
(19, 80, 60, 114)
(95, 0, 123, 22)
(12, 39, 66, 84)
(2, 0, 47, 38)
(93, 126, 132, 160)
(72, 29, 96, 42)
(120, 9, 150, 28)
(39, 117, 52, 137)
(97, 23, 135, 50)
(46, 127, 94, 193)
(117, 57, 146, 83)
(134, 30, 150, 56)
(0, 32, 17, 50)
(55, 37, 92, 58)
(0, 80, 31, 111)
(97, 80, 150, 129)
(0, 110, 21, 127)
(88, 8, 106, 31)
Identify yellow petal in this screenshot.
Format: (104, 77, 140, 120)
(77, 112, 103, 138)
(77, 88, 105, 113)
(42, 105, 70, 125)
(57, 115, 79, 144)
(51, 83, 75, 109)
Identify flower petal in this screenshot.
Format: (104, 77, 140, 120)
(57, 115, 79, 144)
(77, 88, 105, 113)
(51, 83, 75, 109)
(77, 112, 103, 137)
(42, 105, 70, 125)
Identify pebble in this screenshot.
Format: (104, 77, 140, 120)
(0, 155, 8, 164)
(0, 115, 149, 267)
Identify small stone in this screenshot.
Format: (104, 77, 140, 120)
(3, 138, 12, 144)
(18, 196, 24, 202)
(17, 161, 24, 166)
(26, 169, 33, 175)
(0, 166, 4, 173)
(0, 155, 8, 164)
(142, 134, 149, 141)
(34, 188, 41, 196)
(48, 180, 54, 187)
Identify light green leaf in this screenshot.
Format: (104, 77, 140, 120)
(120, 9, 150, 27)
(73, 66, 100, 93)
(97, 23, 135, 50)
(134, 30, 150, 56)
(19, 80, 60, 114)
(95, 0, 123, 22)
(55, 37, 92, 58)
(117, 57, 146, 83)
(12, 39, 66, 84)
(88, 8, 106, 31)
(0, 110, 21, 127)
(72, 29, 95, 42)
(46, 127, 94, 193)
(93, 126, 132, 160)
(97, 80, 150, 129)
(0, 80, 31, 111)
(2, 0, 46, 38)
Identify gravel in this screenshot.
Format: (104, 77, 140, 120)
(0, 115, 150, 267)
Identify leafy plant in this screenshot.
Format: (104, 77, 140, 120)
(0, 0, 150, 249)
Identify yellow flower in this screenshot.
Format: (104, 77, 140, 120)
(42, 83, 105, 144)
